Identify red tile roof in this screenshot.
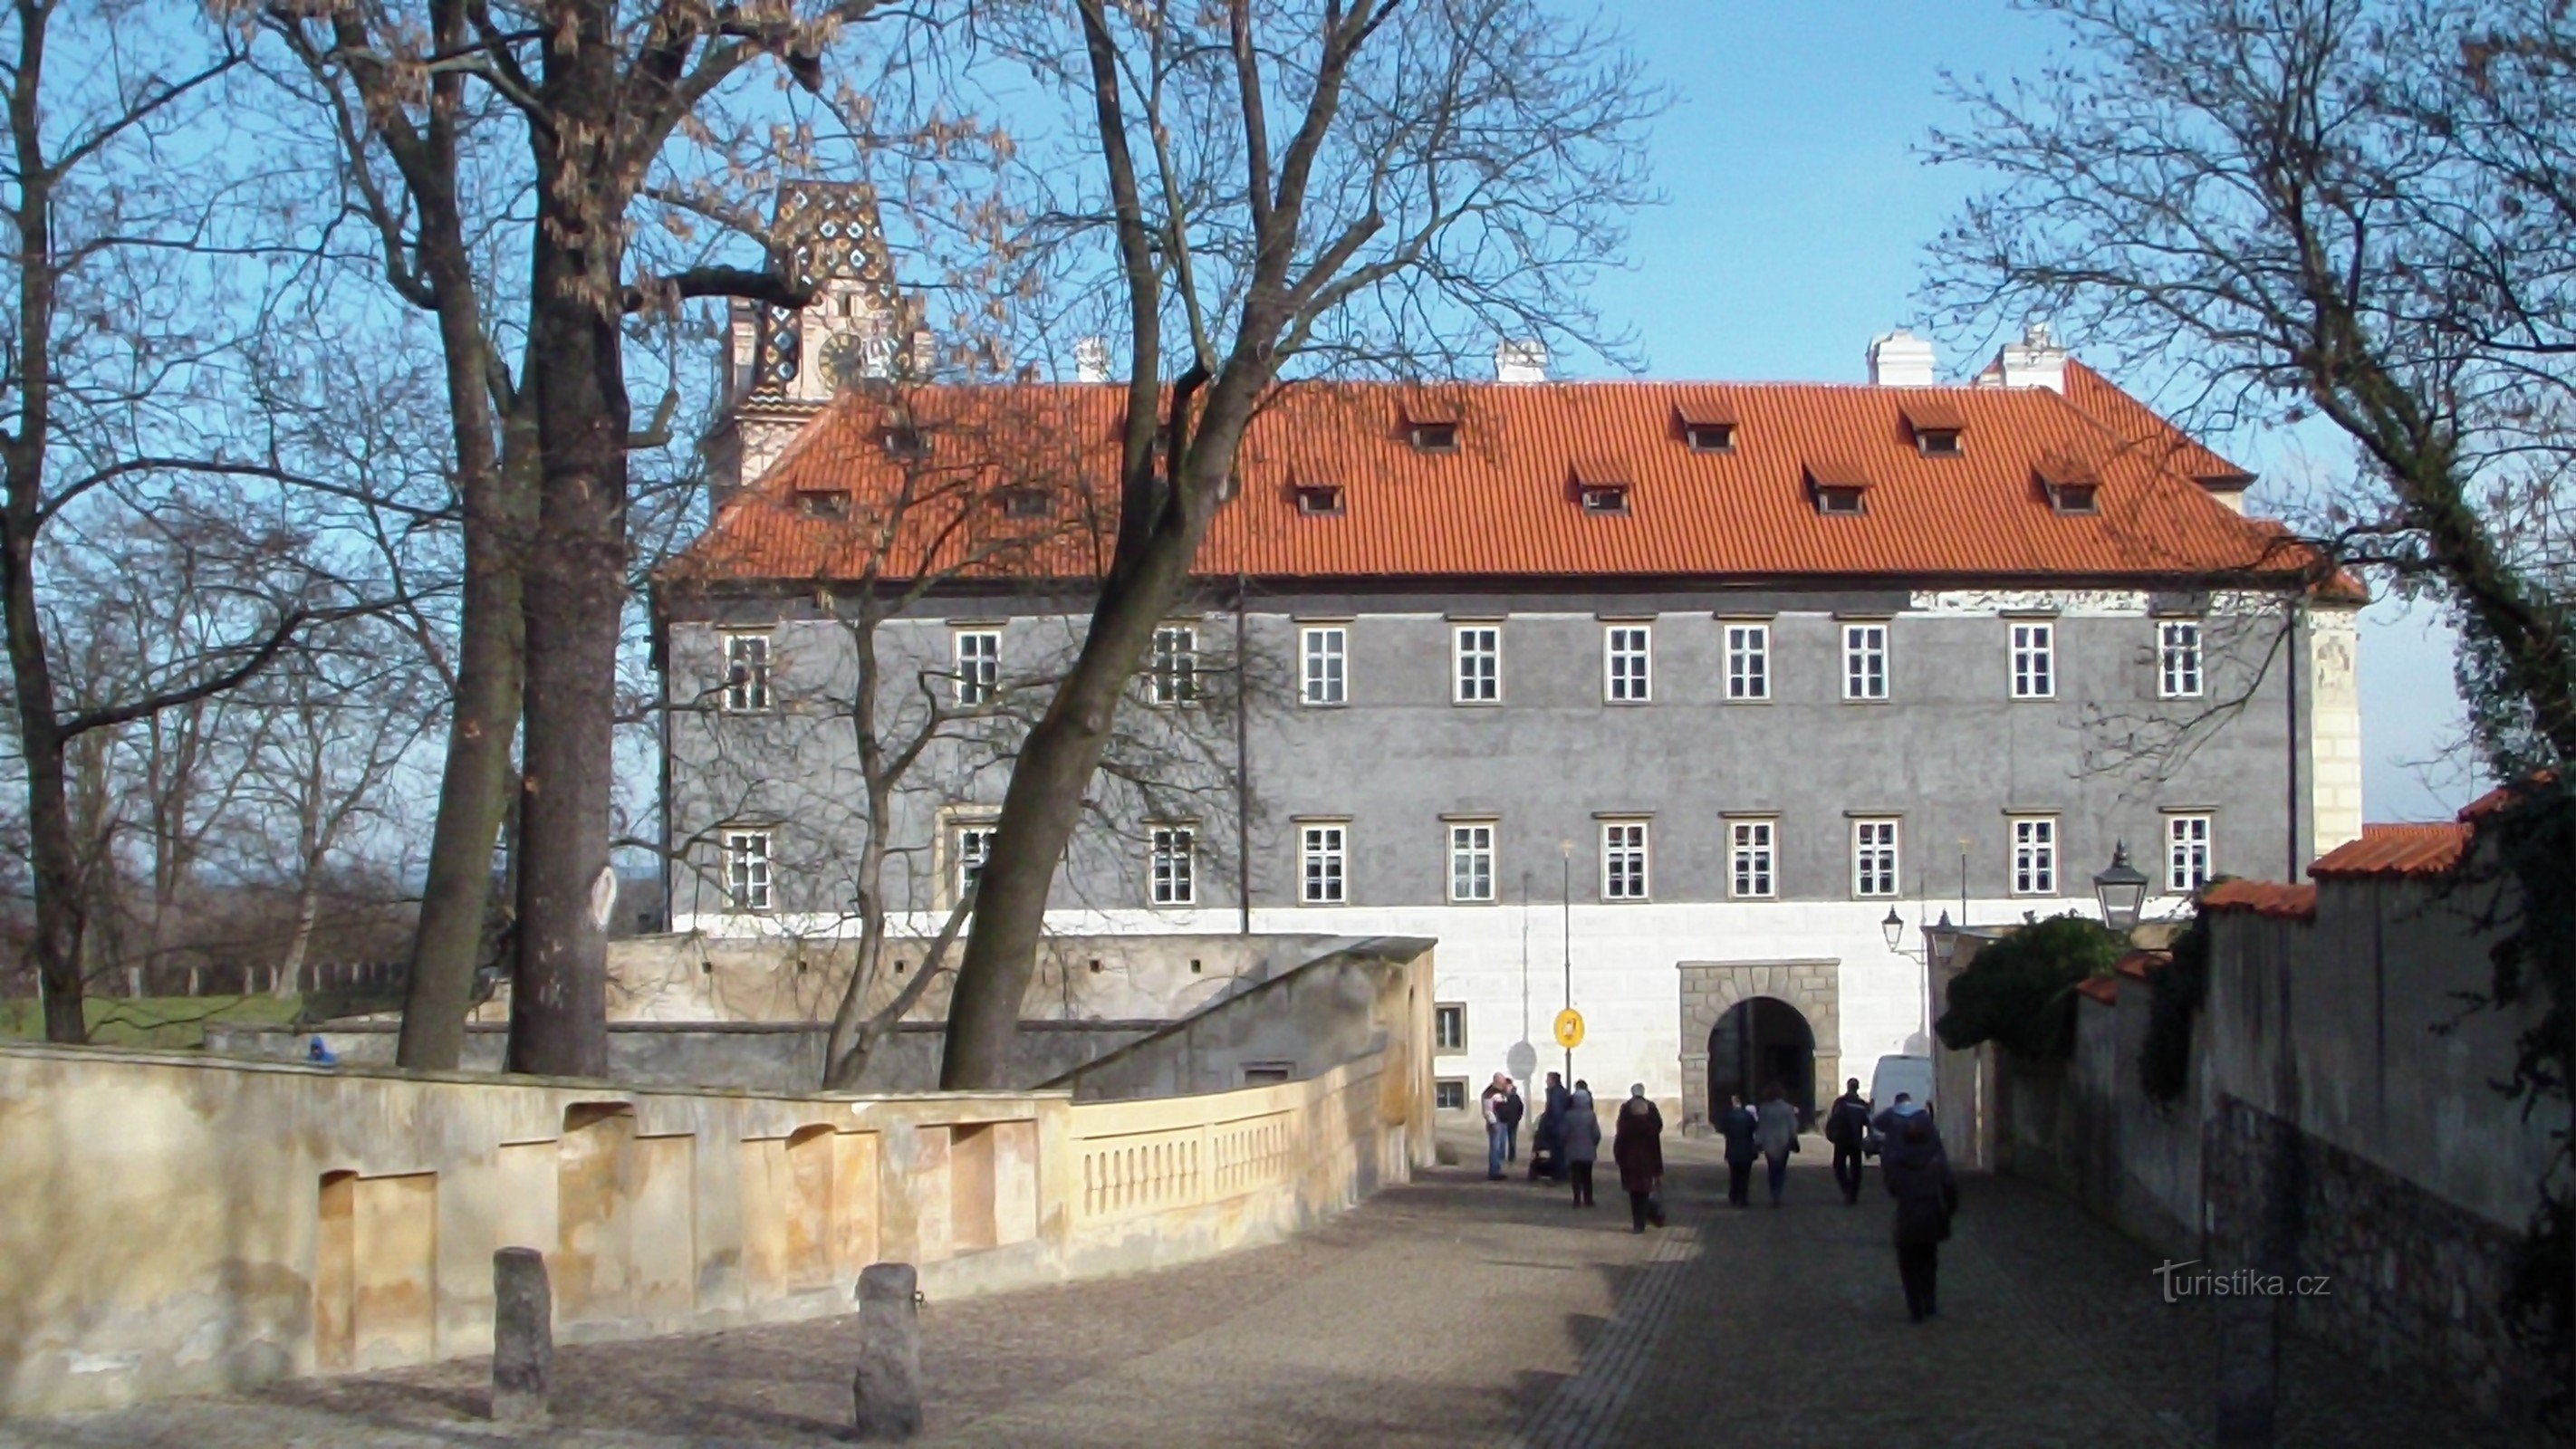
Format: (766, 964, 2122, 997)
(2114, 949, 2171, 981)
(2077, 975, 2120, 1005)
(2309, 822, 2473, 880)
(2199, 880, 2319, 921)
(668, 373, 2351, 590)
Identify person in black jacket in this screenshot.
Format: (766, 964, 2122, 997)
(1613, 1084, 1666, 1232)
(1883, 1111, 1959, 1321)
(1496, 1080, 1526, 1163)
(1716, 1093, 1760, 1207)
(1824, 1079, 1873, 1205)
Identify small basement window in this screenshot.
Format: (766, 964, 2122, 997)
(998, 487, 1053, 519)
(879, 426, 928, 459)
(1294, 483, 1346, 516)
(1579, 484, 1631, 514)
(1408, 420, 1459, 453)
(795, 489, 850, 519)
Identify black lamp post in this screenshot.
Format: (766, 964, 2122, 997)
(1880, 907, 1906, 954)
(2092, 841, 2149, 935)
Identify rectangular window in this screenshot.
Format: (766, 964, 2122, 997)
(1149, 825, 1197, 906)
(955, 630, 999, 706)
(723, 830, 773, 912)
(1725, 623, 1770, 700)
(1454, 625, 1501, 704)
(1853, 819, 1899, 898)
(2160, 619, 2204, 699)
(2167, 813, 2214, 893)
(954, 825, 995, 902)
(1606, 625, 1652, 703)
(1730, 820, 1776, 899)
(1435, 1003, 1466, 1053)
(1301, 823, 1348, 905)
(721, 632, 771, 712)
(2012, 817, 2059, 896)
(1436, 1078, 1469, 1110)
(1600, 820, 1650, 900)
(1447, 822, 1496, 902)
(1843, 622, 1889, 701)
(1301, 626, 1347, 705)
(2011, 620, 2055, 699)
(1149, 626, 1198, 705)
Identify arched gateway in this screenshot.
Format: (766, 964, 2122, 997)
(1677, 960, 1840, 1134)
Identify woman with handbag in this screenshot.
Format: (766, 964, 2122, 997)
(1883, 1110, 1959, 1321)
(1612, 1083, 1666, 1233)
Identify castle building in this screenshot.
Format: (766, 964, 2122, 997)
(658, 191, 2360, 1124)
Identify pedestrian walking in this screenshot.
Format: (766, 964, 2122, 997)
(1754, 1083, 1800, 1207)
(1481, 1073, 1513, 1180)
(1612, 1084, 1666, 1233)
(1716, 1093, 1759, 1207)
(1561, 1082, 1601, 1209)
(1530, 1070, 1568, 1182)
(1883, 1108, 1959, 1322)
(1497, 1079, 1526, 1163)
(1825, 1078, 1872, 1206)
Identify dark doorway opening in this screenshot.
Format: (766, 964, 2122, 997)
(1707, 996, 1817, 1127)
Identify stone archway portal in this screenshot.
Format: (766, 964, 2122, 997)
(1676, 960, 1840, 1136)
(1708, 997, 1816, 1125)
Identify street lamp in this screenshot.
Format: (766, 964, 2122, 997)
(2092, 841, 2149, 935)
(1880, 907, 1906, 954)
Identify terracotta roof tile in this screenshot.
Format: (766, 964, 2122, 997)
(2310, 822, 2473, 879)
(2077, 975, 2121, 1005)
(670, 375, 2349, 588)
(2200, 880, 2318, 921)
(1897, 395, 1967, 433)
(2114, 949, 2171, 981)
(2459, 772, 2555, 823)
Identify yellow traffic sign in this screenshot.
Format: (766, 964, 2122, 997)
(1552, 1008, 1586, 1051)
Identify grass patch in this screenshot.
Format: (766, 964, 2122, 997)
(0, 993, 307, 1049)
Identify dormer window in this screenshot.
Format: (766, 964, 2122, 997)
(1408, 420, 1458, 453)
(1570, 459, 1632, 515)
(1580, 484, 1630, 514)
(2035, 456, 2101, 514)
(1294, 483, 1346, 516)
(795, 489, 851, 520)
(1806, 461, 1872, 516)
(1676, 399, 1738, 453)
(879, 425, 928, 459)
(998, 487, 1053, 519)
(1899, 398, 1967, 457)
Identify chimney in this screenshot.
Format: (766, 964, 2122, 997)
(1495, 339, 1548, 384)
(1074, 336, 1111, 383)
(1867, 328, 1937, 387)
(1997, 319, 2069, 392)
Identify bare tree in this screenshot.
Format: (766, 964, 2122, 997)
(933, 0, 1658, 1087)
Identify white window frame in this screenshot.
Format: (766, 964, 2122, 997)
(954, 629, 999, 707)
(1149, 626, 1199, 705)
(1605, 625, 1652, 703)
(1454, 625, 1501, 704)
(1729, 819, 1776, 899)
(1300, 626, 1348, 705)
(2011, 620, 2056, 699)
(1600, 820, 1650, 900)
(721, 632, 772, 713)
(1434, 1003, 1467, 1054)
(1842, 621, 1889, 701)
(2159, 619, 2204, 699)
(1725, 622, 1770, 701)
(1300, 822, 1348, 905)
(723, 829, 774, 912)
(1149, 824, 1197, 906)
(2166, 813, 2214, 893)
(1447, 821, 1497, 902)
(1436, 1078, 1469, 1110)
(1852, 818, 1899, 898)
(951, 822, 995, 905)
(2011, 816, 2059, 896)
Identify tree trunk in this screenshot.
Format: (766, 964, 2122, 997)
(505, 20, 628, 1080)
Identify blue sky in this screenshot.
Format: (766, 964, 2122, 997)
(1566, 0, 2474, 822)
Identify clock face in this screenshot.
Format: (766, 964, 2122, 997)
(819, 328, 878, 391)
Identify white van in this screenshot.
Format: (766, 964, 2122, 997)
(1870, 1053, 1936, 1115)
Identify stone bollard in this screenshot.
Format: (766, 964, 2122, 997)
(851, 1262, 924, 1442)
(491, 1247, 553, 1425)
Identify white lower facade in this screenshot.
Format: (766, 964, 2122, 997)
(677, 890, 2166, 1118)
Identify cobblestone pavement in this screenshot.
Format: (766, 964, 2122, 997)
(1, 1135, 2529, 1448)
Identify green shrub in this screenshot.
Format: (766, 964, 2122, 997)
(1934, 914, 2120, 1060)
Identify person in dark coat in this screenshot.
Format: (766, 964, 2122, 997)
(1560, 1083, 1602, 1208)
(1612, 1083, 1666, 1233)
(1716, 1093, 1760, 1207)
(1883, 1111, 1959, 1321)
(1496, 1080, 1526, 1163)
(1530, 1070, 1570, 1182)
(1824, 1078, 1873, 1205)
